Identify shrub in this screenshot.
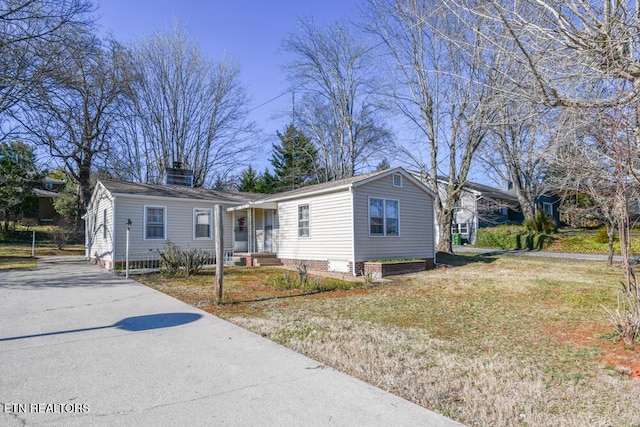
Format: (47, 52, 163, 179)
(158, 241, 182, 275)
(475, 225, 553, 250)
(158, 241, 210, 276)
(525, 211, 557, 234)
(52, 218, 81, 249)
(594, 227, 612, 244)
(296, 262, 309, 287)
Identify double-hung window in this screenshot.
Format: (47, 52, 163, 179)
(298, 204, 309, 237)
(194, 208, 212, 239)
(145, 206, 166, 240)
(369, 198, 399, 236)
(451, 223, 469, 235)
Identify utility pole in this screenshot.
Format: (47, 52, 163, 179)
(214, 204, 224, 303)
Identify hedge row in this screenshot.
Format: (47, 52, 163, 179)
(475, 225, 553, 250)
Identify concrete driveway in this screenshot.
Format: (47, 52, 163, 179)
(0, 257, 461, 426)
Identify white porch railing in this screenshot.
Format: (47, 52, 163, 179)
(116, 250, 235, 274)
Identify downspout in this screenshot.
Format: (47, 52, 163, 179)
(111, 195, 117, 271)
(350, 185, 357, 276)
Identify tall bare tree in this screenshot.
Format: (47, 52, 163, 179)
(480, 98, 554, 222)
(365, 0, 500, 252)
(451, 0, 640, 342)
(18, 33, 134, 212)
(284, 18, 392, 181)
(0, 0, 94, 136)
(115, 26, 255, 187)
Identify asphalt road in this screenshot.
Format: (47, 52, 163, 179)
(453, 245, 621, 262)
(0, 256, 461, 427)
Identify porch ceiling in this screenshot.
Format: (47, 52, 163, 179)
(227, 201, 278, 211)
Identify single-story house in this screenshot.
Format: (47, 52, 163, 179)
(85, 167, 437, 275)
(413, 173, 560, 245)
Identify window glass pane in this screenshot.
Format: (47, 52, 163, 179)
(195, 209, 211, 238)
(369, 199, 384, 235)
(298, 205, 309, 237)
(385, 200, 398, 235)
(385, 200, 398, 219)
(370, 199, 383, 218)
(146, 207, 165, 239)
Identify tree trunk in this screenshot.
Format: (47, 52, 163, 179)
(437, 207, 454, 253)
(607, 222, 616, 267)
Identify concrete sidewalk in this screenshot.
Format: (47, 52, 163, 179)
(0, 257, 461, 426)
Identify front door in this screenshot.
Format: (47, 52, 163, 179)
(234, 211, 248, 252)
(264, 210, 273, 252)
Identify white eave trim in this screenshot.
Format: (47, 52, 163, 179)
(227, 201, 279, 211)
(109, 192, 237, 205)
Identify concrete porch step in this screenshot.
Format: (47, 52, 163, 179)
(254, 257, 282, 267)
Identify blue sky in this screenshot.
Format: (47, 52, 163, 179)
(96, 0, 361, 170)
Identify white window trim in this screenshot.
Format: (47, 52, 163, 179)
(144, 205, 167, 241)
(392, 173, 403, 188)
(452, 223, 469, 236)
(298, 204, 310, 238)
(542, 202, 553, 216)
(193, 207, 213, 240)
(368, 197, 401, 237)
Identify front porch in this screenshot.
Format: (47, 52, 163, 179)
(228, 204, 279, 264)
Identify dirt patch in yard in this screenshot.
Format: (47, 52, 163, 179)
(545, 322, 640, 378)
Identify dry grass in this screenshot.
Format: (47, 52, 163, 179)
(136, 267, 362, 310)
(137, 254, 640, 426)
(0, 242, 84, 270)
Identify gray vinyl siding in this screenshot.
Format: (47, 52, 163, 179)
(276, 190, 353, 262)
(112, 197, 234, 262)
(353, 174, 434, 261)
(85, 183, 115, 266)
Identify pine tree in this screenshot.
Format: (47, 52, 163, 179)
(237, 165, 259, 192)
(376, 158, 391, 171)
(271, 124, 318, 191)
(255, 168, 276, 194)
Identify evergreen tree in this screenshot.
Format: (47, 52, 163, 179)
(237, 165, 259, 192)
(271, 124, 318, 191)
(376, 158, 391, 171)
(255, 168, 277, 194)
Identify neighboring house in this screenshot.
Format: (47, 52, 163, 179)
(85, 167, 437, 275)
(413, 173, 559, 245)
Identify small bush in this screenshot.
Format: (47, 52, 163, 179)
(52, 219, 81, 249)
(525, 211, 557, 234)
(594, 227, 611, 244)
(158, 241, 209, 276)
(158, 241, 183, 275)
(296, 262, 309, 287)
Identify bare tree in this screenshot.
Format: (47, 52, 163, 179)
(18, 33, 134, 212)
(114, 26, 255, 187)
(449, 0, 640, 108)
(557, 108, 640, 342)
(284, 18, 392, 181)
(0, 0, 94, 135)
(480, 98, 554, 222)
(365, 0, 500, 252)
(450, 0, 640, 342)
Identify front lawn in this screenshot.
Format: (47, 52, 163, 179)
(0, 243, 84, 270)
(135, 255, 640, 426)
